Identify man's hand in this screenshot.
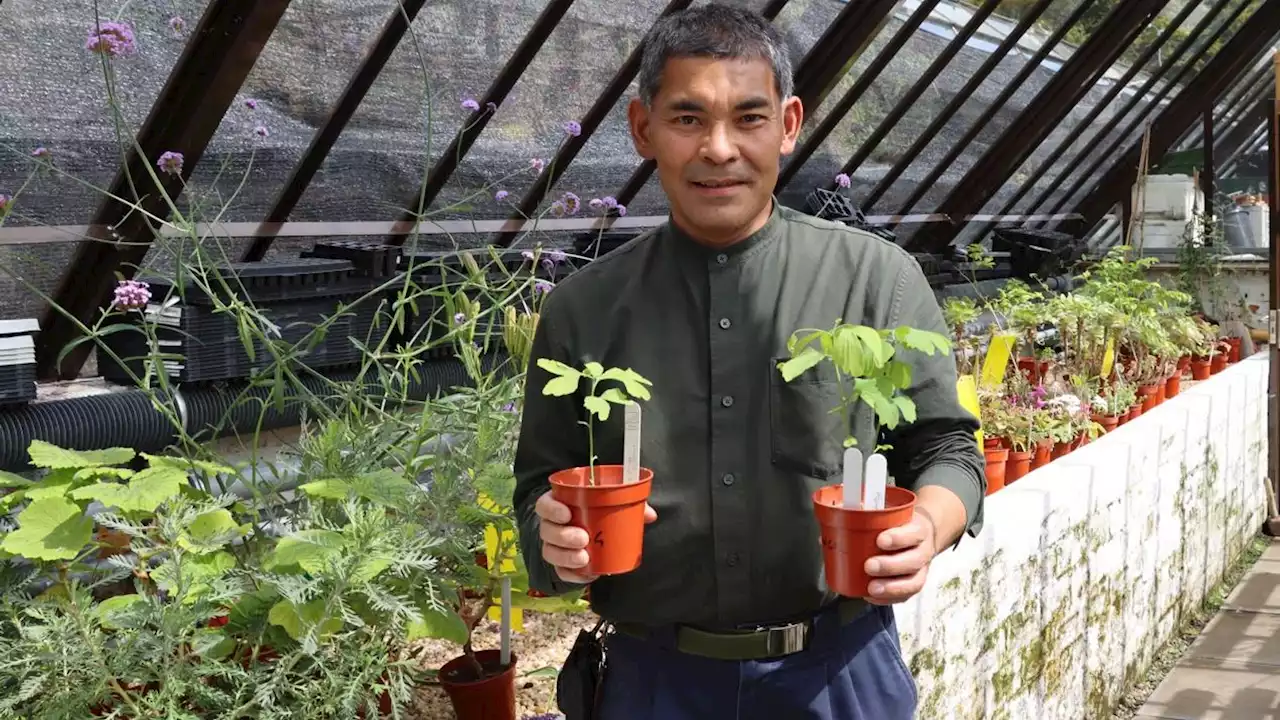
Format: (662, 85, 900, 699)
(863, 508, 937, 605)
(535, 491, 658, 584)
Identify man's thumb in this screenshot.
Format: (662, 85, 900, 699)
(643, 503, 658, 523)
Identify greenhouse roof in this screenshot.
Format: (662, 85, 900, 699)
(0, 0, 1277, 378)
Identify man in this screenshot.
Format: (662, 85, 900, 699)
(512, 5, 985, 719)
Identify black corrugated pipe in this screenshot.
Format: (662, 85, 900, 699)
(0, 355, 505, 473)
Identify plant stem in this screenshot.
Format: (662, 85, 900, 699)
(587, 377, 597, 486)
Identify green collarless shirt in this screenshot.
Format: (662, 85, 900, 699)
(512, 203, 985, 630)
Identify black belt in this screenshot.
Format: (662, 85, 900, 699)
(610, 597, 868, 661)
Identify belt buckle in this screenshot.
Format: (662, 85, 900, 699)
(763, 621, 808, 656)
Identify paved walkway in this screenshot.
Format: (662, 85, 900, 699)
(1136, 538, 1280, 719)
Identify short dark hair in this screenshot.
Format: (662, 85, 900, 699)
(636, 4, 794, 106)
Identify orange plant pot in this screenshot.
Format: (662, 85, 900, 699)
(548, 465, 653, 576)
(1165, 374, 1181, 398)
(439, 650, 517, 720)
(1191, 358, 1212, 380)
(1211, 354, 1227, 374)
(813, 485, 916, 598)
(1006, 450, 1033, 483)
(1032, 440, 1053, 468)
(984, 446, 1008, 494)
(1226, 337, 1241, 363)
(1093, 414, 1120, 434)
(1137, 384, 1159, 413)
(1177, 355, 1191, 374)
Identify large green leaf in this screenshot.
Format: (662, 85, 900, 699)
(69, 466, 187, 514)
(94, 594, 146, 630)
(851, 326, 892, 367)
(152, 550, 236, 604)
(299, 469, 414, 507)
(268, 598, 343, 640)
(27, 441, 134, 470)
(778, 347, 825, 382)
(599, 367, 652, 400)
(0, 471, 32, 488)
(0, 496, 93, 561)
(829, 327, 863, 377)
(143, 454, 234, 477)
(405, 606, 468, 645)
(176, 509, 244, 554)
(24, 469, 83, 501)
(268, 530, 346, 573)
(583, 395, 611, 421)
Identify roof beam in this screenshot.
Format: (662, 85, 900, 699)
(608, 0, 885, 213)
(907, 0, 1175, 252)
(856, 0, 1060, 211)
(985, 0, 1232, 224)
(1071, 0, 1280, 229)
(241, 0, 436, 261)
(888, 0, 1102, 226)
(36, 0, 292, 380)
(774, 0, 946, 193)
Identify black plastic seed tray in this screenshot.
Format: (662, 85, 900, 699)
(0, 363, 36, 406)
(303, 241, 402, 278)
(144, 258, 390, 307)
(98, 296, 387, 384)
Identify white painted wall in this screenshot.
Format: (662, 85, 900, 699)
(897, 354, 1271, 720)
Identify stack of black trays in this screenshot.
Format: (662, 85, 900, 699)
(0, 318, 38, 406)
(99, 248, 398, 385)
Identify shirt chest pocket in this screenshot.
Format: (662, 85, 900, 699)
(768, 357, 875, 481)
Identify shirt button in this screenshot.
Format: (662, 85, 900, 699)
(721, 395, 734, 408)
(718, 317, 731, 329)
(722, 473, 735, 486)
(716, 253, 728, 265)
(726, 552, 740, 567)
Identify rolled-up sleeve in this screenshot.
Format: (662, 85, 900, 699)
(880, 257, 986, 545)
(511, 288, 591, 595)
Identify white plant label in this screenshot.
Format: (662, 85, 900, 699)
(863, 453, 888, 511)
(842, 447, 863, 509)
(623, 402, 642, 484)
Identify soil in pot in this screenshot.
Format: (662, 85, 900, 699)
(1211, 353, 1227, 374)
(984, 446, 1008, 494)
(1032, 440, 1052, 468)
(1165, 374, 1181, 398)
(1137, 384, 1159, 413)
(548, 465, 653, 576)
(1191, 358, 1212, 380)
(812, 485, 916, 598)
(439, 649, 517, 720)
(1006, 450, 1032, 483)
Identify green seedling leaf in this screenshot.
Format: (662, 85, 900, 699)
(1, 496, 93, 561)
(600, 388, 630, 405)
(893, 395, 918, 425)
(177, 509, 244, 554)
(583, 395, 611, 421)
(600, 368, 653, 400)
(886, 360, 912, 390)
(152, 550, 237, 604)
(405, 606, 469, 645)
(830, 327, 864, 376)
(28, 440, 134, 470)
(852, 326, 893, 366)
(778, 347, 825, 382)
(582, 361, 604, 379)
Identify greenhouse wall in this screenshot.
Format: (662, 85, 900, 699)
(895, 354, 1269, 720)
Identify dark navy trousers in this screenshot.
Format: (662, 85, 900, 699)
(596, 604, 918, 720)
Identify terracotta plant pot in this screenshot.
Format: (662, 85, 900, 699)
(1117, 411, 1129, 426)
(1211, 353, 1227, 374)
(813, 485, 916, 598)
(1051, 440, 1072, 460)
(1177, 355, 1191, 374)
(1016, 357, 1050, 383)
(1006, 450, 1033, 483)
(1032, 440, 1053, 468)
(548, 465, 653, 576)
(1226, 337, 1241, 363)
(984, 446, 1008, 494)
(1191, 357, 1212, 380)
(1137, 384, 1159, 413)
(983, 435, 1008, 451)
(1165, 374, 1181, 398)
(1129, 403, 1144, 420)
(439, 650, 517, 720)
(1093, 414, 1120, 434)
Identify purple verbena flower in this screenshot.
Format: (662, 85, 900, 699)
(561, 192, 580, 215)
(254, 126, 269, 138)
(157, 151, 183, 176)
(502, 402, 517, 413)
(494, 189, 509, 201)
(521, 250, 535, 262)
(550, 200, 566, 217)
(589, 198, 603, 211)
(112, 279, 151, 310)
(31, 147, 48, 158)
(169, 16, 186, 34)
(454, 312, 467, 326)
(835, 173, 851, 189)
(616, 204, 628, 217)
(533, 280, 553, 295)
(244, 98, 258, 110)
(547, 249, 566, 264)
(530, 158, 545, 173)
(86, 21, 137, 58)
(461, 98, 480, 112)
(601, 196, 618, 209)
(0, 195, 10, 212)
(563, 120, 582, 137)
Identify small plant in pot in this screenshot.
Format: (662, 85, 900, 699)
(537, 360, 655, 576)
(776, 319, 951, 598)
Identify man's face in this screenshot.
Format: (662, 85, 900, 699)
(628, 56, 803, 248)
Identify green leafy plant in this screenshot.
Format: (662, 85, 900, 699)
(536, 360, 653, 483)
(777, 320, 951, 449)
